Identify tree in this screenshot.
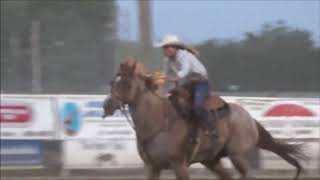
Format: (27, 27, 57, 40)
(1, 0, 117, 93)
(197, 21, 320, 92)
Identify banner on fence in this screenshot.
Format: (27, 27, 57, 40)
(234, 97, 319, 120)
(63, 139, 143, 169)
(0, 97, 56, 139)
(57, 97, 135, 139)
(0, 140, 43, 169)
(232, 97, 320, 139)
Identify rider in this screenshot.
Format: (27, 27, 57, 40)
(156, 34, 217, 136)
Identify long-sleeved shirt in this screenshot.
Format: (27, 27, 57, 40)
(165, 49, 208, 79)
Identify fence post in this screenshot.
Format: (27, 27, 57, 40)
(30, 21, 42, 93)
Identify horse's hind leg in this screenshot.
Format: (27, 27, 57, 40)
(229, 155, 249, 179)
(202, 161, 232, 180)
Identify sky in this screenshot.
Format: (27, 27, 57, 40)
(117, 0, 320, 44)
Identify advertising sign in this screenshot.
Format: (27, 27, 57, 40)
(224, 97, 320, 170)
(63, 139, 143, 169)
(57, 97, 135, 139)
(0, 140, 43, 169)
(233, 97, 320, 120)
(0, 97, 56, 139)
(230, 97, 320, 139)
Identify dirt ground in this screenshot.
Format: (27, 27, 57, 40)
(2, 169, 319, 180)
(1, 177, 320, 180)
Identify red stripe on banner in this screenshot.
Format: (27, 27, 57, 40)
(264, 103, 315, 117)
(0, 105, 32, 123)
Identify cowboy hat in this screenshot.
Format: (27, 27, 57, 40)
(155, 34, 185, 48)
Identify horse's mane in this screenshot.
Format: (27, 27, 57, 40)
(122, 57, 166, 94)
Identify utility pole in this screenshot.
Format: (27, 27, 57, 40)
(138, 0, 153, 67)
(30, 21, 42, 93)
(8, 36, 20, 89)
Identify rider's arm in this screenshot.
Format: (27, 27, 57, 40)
(163, 58, 178, 82)
(176, 52, 191, 79)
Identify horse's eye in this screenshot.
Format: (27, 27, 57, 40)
(117, 79, 130, 87)
(115, 76, 121, 82)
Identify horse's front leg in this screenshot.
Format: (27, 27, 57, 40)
(172, 161, 190, 180)
(145, 165, 161, 180)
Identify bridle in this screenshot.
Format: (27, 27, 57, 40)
(119, 103, 135, 130)
(110, 72, 170, 162)
(109, 75, 135, 130)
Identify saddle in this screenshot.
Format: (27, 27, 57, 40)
(205, 95, 230, 119)
(169, 80, 230, 120)
(168, 85, 230, 162)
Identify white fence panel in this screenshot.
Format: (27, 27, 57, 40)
(0, 96, 56, 139)
(56, 96, 134, 140)
(63, 139, 143, 169)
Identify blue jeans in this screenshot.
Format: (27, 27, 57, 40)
(192, 81, 214, 129)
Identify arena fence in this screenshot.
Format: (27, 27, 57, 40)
(1, 94, 319, 178)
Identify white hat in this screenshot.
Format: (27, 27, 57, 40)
(155, 34, 185, 47)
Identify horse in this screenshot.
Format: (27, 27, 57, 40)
(103, 58, 305, 180)
(168, 81, 306, 179)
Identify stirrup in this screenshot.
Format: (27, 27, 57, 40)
(204, 129, 218, 138)
(189, 137, 198, 144)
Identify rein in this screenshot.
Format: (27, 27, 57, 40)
(110, 74, 169, 146)
(119, 103, 135, 130)
(109, 76, 135, 130)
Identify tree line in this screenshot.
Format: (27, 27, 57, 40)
(197, 21, 320, 92)
(1, 1, 319, 94)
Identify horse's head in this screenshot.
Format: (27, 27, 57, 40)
(111, 57, 166, 105)
(109, 58, 145, 105)
(102, 95, 121, 118)
(102, 62, 136, 116)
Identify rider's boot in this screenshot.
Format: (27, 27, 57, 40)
(194, 108, 218, 137)
(206, 110, 218, 137)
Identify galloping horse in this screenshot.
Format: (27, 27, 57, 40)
(103, 58, 304, 180)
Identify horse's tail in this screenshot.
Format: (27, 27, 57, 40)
(256, 121, 305, 179)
